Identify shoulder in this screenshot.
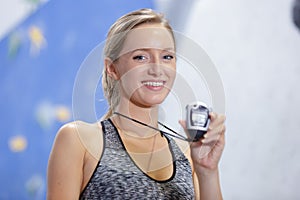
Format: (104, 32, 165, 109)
(55, 121, 99, 145)
(54, 120, 104, 157)
(57, 120, 101, 135)
(54, 121, 84, 149)
(47, 120, 102, 199)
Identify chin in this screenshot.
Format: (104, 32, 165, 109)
(130, 95, 167, 108)
(129, 88, 171, 108)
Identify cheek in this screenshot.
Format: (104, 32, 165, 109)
(119, 67, 145, 96)
(165, 66, 177, 84)
(114, 57, 135, 77)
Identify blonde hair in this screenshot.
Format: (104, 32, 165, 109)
(102, 8, 174, 119)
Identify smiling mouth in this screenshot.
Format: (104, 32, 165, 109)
(142, 81, 165, 87)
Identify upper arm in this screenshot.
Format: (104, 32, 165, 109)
(47, 122, 86, 200)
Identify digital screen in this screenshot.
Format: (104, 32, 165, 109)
(191, 112, 207, 126)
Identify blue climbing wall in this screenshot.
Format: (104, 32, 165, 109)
(0, 0, 154, 199)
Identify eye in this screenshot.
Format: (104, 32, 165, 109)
(163, 55, 174, 60)
(133, 55, 147, 61)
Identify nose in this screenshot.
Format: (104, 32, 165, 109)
(148, 64, 162, 77)
(148, 54, 163, 77)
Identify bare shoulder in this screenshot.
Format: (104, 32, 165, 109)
(53, 121, 84, 150)
(47, 121, 104, 199)
(57, 120, 101, 136)
(55, 120, 104, 158)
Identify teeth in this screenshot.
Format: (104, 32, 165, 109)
(142, 81, 164, 87)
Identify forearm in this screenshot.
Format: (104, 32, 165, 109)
(195, 167, 223, 200)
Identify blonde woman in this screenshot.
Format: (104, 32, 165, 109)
(47, 8, 226, 199)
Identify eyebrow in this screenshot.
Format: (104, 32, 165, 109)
(131, 47, 175, 52)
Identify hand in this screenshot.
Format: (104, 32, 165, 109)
(179, 112, 226, 172)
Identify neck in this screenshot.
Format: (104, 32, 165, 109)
(113, 98, 159, 138)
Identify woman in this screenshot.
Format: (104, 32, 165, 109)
(47, 8, 226, 199)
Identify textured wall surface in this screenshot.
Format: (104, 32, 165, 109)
(182, 0, 300, 199)
(0, 1, 154, 199)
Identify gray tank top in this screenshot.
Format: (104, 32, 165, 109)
(80, 119, 195, 199)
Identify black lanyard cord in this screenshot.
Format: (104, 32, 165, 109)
(113, 112, 194, 142)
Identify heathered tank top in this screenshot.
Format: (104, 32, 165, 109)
(80, 119, 195, 199)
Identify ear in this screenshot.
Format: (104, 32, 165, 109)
(104, 57, 120, 80)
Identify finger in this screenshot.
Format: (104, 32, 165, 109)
(199, 131, 226, 159)
(202, 125, 226, 144)
(218, 131, 225, 147)
(209, 112, 218, 121)
(208, 113, 226, 130)
(178, 120, 186, 129)
(209, 112, 226, 123)
(206, 123, 226, 138)
(209, 112, 226, 121)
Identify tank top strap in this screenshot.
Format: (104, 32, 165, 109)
(100, 118, 124, 149)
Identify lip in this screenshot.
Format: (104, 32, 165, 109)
(141, 80, 166, 91)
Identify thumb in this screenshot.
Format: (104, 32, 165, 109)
(178, 120, 186, 129)
(209, 112, 217, 121)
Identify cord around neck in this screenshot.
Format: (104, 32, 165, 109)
(113, 112, 196, 142)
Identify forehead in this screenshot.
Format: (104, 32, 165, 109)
(119, 23, 175, 56)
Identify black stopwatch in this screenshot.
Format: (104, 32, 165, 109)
(186, 101, 211, 141)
